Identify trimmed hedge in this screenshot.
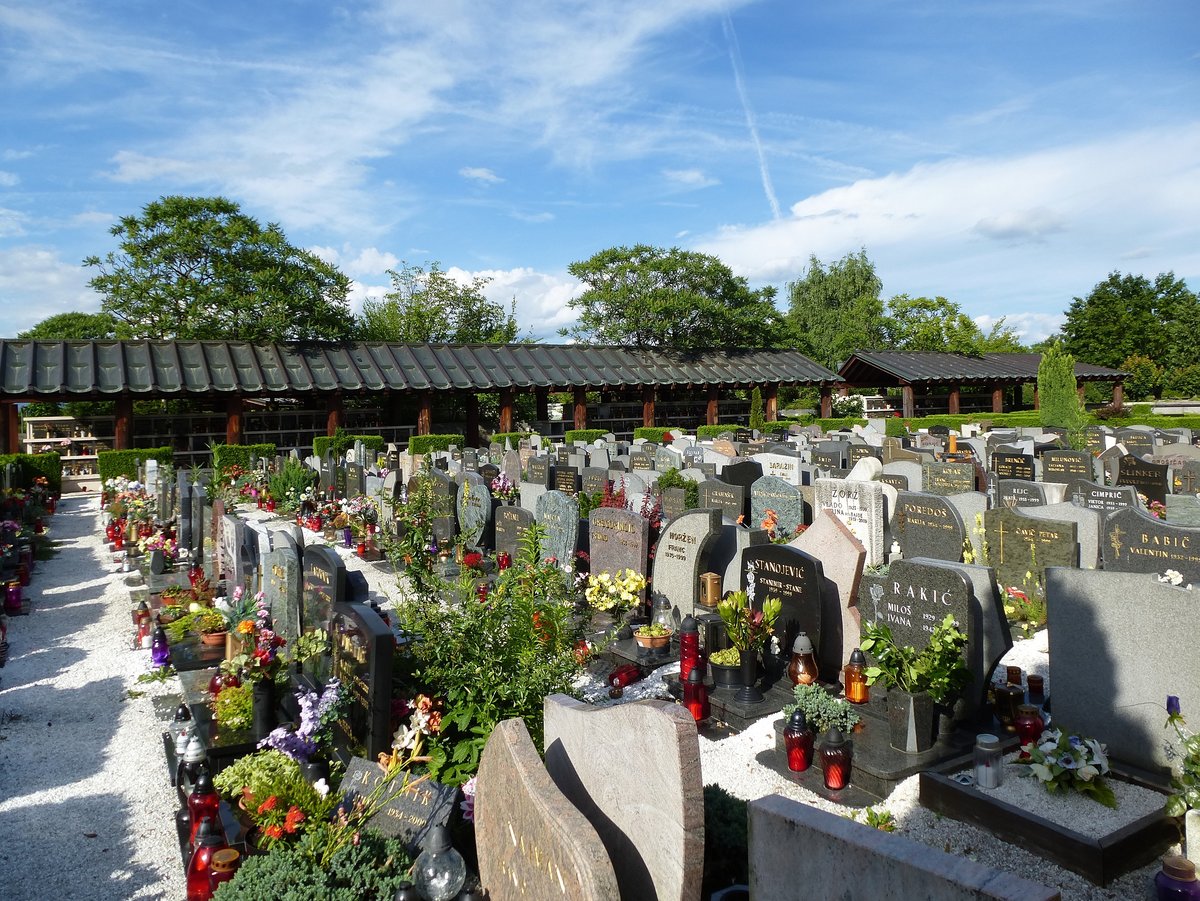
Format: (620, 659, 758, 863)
(565, 429, 607, 444)
(407, 433, 465, 456)
(490, 432, 535, 447)
(212, 443, 276, 472)
(312, 434, 386, 459)
(633, 426, 678, 441)
(97, 447, 174, 483)
(0, 453, 64, 494)
(21, 453, 64, 494)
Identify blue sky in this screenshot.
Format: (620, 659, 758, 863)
(1, 0, 1197, 344)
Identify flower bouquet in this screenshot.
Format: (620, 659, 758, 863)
(260, 679, 347, 764)
(1018, 727, 1117, 808)
(490, 472, 519, 503)
(1165, 695, 1200, 817)
(584, 568, 647, 614)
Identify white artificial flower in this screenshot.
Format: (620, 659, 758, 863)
(1076, 764, 1099, 782)
(1030, 762, 1054, 782)
(313, 778, 330, 797)
(392, 724, 418, 751)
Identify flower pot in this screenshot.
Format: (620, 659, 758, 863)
(300, 759, 329, 785)
(252, 680, 278, 741)
(200, 630, 228, 647)
(735, 648, 765, 705)
(709, 660, 743, 688)
(887, 689, 937, 754)
(634, 629, 672, 650)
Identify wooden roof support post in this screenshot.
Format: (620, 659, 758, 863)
(901, 385, 915, 420)
(1077, 384, 1087, 403)
(573, 387, 587, 431)
(225, 396, 244, 445)
(765, 384, 778, 423)
(1112, 381, 1124, 407)
(820, 385, 833, 419)
(114, 395, 133, 450)
(991, 385, 1005, 414)
(498, 388, 514, 434)
(464, 393, 480, 447)
(948, 386, 961, 415)
(642, 385, 656, 428)
(706, 386, 719, 425)
(417, 391, 433, 436)
(326, 394, 343, 437)
(2, 401, 18, 455)
(1033, 386, 1040, 410)
(536, 387, 549, 423)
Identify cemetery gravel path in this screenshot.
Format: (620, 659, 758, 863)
(0, 495, 184, 901)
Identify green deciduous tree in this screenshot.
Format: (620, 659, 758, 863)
(1037, 343, 1086, 437)
(358, 262, 518, 344)
(1119, 353, 1163, 401)
(17, 311, 120, 340)
(1061, 271, 1198, 370)
(785, 250, 885, 369)
(84, 196, 353, 342)
(563, 245, 782, 350)
(882, 295, 1021, 355)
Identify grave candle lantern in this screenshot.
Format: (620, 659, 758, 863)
(1014, 705, 1044, 749)
(411, 825, 467, 901)
(682, 666, 710, 722)
(700, 572, 722, 608)
(208, 848, 241, 891)
(497, 551, 512, 571)
(820, 728, 852, 790)
(786, 632, 819, 686)
(343, 526, 353, 548)
(783, 709, 815, 772)
(5, 581, 22, 615)
(185, 817, 228, 901)
(151, 625, 171, 668)
(1026, 674, 1045, 704)
(678, 616, 700, 681)
(843, 648, 869, 704)
(187, 769, 221, 848)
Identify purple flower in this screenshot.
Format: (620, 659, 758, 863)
(1168, 695, 1182, 717)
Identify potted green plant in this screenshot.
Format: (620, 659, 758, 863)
(633, 622, 672, 649)
(192, 608, 231, 645)
(708, 646, 743, 688)
(784, 682, 861, 734)
(859, 614, 970, 754)
(716, 589, 782, 704)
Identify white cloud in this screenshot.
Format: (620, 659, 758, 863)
(0, 207, 27, 238)
(0, 246, 100, 335)
(696, 123, 1200, 324)
(975, 312, 1063, 345)
(346, 247, 400, 276)
(0, 171, 18, 187)
(448, 266, 582, 339)
(70, 210, 115, 227)
(459, 167, 504, 185)
(511, 211, 555, 223)
(663, 168, 718, 189)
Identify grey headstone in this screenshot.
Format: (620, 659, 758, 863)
(992, 452, 1036, 481)
(697, 479, 745, 525)
(921, 461, 976, 497)
(301, 545, 346, 686)
(983, 507, 1078, 597)
(1116, 454, 1169, 506)
(494, 504, 536, 559)
(816, 478, 885, 566)
(707, 523, 769, 598)
(1115, 428, 1154, 458)
(588, 507, 650, 581)
(755, 452, 804, 486)
(1173, 461, 1200, 496)
(884, 460, 924, 493)
(264, 543, 302, 642)
(1067, 479, 1138, 514)
(750, 475, 808, 539)
(330, 602, 394, 762)
(457, 472, 492, 549)
(996, 479, 1047, 509)
(651, 508, 722, 619)
(1019, 503, 1102, 569)
(475, 718, 621, 901)
(1101, 505, 1200, 583)
(1041, 449, 1096, 484)
(893, 491, 966, 563)
(543, 695, 703, 901)
(581, 467, 609, 496)
(536, 490, 580, 569)
(339, 757, 457, 857)
(1047, 567, 1200, 775)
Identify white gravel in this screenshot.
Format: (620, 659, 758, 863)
(0, 498, 1178, 901)
(0, 494, 185, 901)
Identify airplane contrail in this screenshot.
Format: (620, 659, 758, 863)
(722, 10, 781, 221)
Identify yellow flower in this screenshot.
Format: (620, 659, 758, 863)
(237, 619, 255, 635)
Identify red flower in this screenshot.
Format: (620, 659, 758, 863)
(463, 551, 483, 568)
(257, 795, 279, 815)
(263, 824, 284, 840)
(284, 806, 306, 833)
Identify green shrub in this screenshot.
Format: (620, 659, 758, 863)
(406, 433, 465, 457)
(1120, 354, 1163, 401)
(268, 459, 318, 511)
(703, 784, 748, 898)
(696, 424, 735, 439)
(1037, 344, 1086, 435)
(313, 434, 385, 459)
(749, 387, 765, 432)
(1163, 364, 1200, 399)
(96, 447, 174, 482)
(213, 822, 412, 900)
(212, 443, 276, 472)
(19, 453, 63, 494)
(564, 428, 606, 444)
(490, 431, 535, 447)
(633, 426, 676, 442)
(655, 467, 698, 509)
